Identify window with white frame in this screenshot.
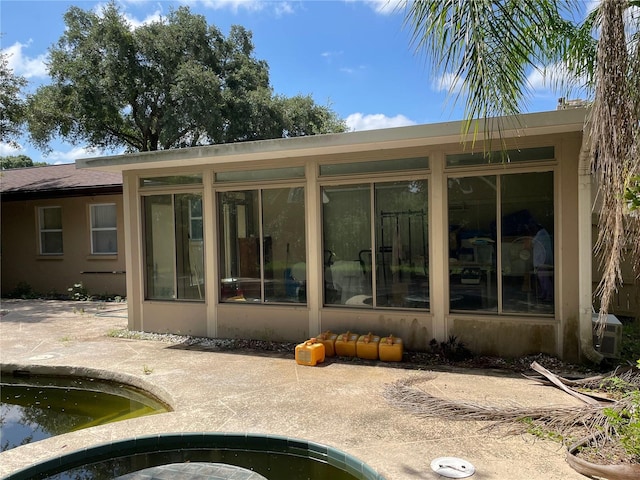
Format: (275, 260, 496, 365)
(38, 206, 63, 255)
(90, 204, 118, 254)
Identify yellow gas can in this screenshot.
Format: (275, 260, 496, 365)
(379, 334, 403, 362)
(316, 330, 338, 357)
(356, 332, 381, 360)
(295, 338, 325, 366)
(335, 331, 358, 357)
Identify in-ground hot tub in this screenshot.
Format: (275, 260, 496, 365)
(4, 433, 385, 480)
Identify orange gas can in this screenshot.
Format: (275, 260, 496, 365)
(295, 338, 325, 366)
(316, 330, 338, 357)
(379, 334, 403, 362)
(356, 332, 381, 360)
(334, 331, 358, 357)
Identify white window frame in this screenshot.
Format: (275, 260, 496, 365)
(90, 203, 118, 254)
(38, 206, 63, 255)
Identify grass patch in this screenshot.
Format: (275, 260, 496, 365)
(621, 317, 640, 363)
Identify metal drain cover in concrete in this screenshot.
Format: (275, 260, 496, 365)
(430, 457, 475, 478)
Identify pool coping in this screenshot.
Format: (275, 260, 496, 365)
(2, 432, 386, 480)
(1, 363, 175, 412)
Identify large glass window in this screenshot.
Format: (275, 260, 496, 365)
(447, 172, 554, 314)
(143, 194, 204, 301)
(501, 172, 554, 313)
(38, 206, 63, 255)
(322, 180, 429, 308)
(218, 187, 306, 303)
(90, 204, 117, 254)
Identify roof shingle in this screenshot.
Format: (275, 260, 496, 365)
(1, 164, 122, 195)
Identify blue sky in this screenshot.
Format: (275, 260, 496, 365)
(1, 0, 584, 164)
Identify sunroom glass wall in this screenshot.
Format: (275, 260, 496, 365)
(144, 194, 204, 300)
(322, 180, 429, 308)
(501, 172, 554, 313)
(218, 188, 306, 303)
(375, 181, 429, 308)
(447, 172, 554, 314)
(322, 184, 371, 305)
(448, 176, 498, 312)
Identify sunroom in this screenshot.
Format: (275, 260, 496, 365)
(78, 107, 595, 362)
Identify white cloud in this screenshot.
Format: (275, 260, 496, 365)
(124, 9, 164, 28)
(274, 2, 294, 16)
(197, 0, 266, 13)
(0, 142, 25, 157)
(44, 146, 111, 164)
(431, 72, 465, 94)
(321, 51, 344, 60)
(94, 2, 163, 28)
(345, 112, 416, 131)
(339, 65, 366, 74)
(526, 63, 589, 98)
(347, 0, 403, 15)
(1, 42, 48, 79)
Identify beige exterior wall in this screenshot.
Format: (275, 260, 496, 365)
(114, 127, 586, 361)
(1, 194, 126, 298)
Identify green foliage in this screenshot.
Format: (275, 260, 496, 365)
(0, 49, 27, 146)
(8, 281, 39, 299)
(621, 318, 640, 364)
(402, 0, 593, 133)
(625, 176, 640, 211)
(67, 283, 92, 301)
(26, 2, 346, 153)
(429, 335, 473, 361)
(603, 391, 640, 460)
(522, 417, 568, 443)
(599, 375, 637, 398)
(0, 155, 47, 169)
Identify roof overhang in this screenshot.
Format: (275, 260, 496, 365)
(77, 108, 588, 173)
(1, 185, 123, 202)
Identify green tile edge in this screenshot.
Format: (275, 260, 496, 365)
(2, 433, 386, 480)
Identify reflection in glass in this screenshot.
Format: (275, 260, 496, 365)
(219, 191, 261, 302)
(176, 194, 204, 300)
(144, 195, 174, 299)
(375, 181, 429, 307)
(447, 172, 555, 315)
(143, 194, 204, 301)
(263, 188, 306, 303)
(322, 184, 371, 305)
(501, 172, 554, 314)
(448, 176, 498, 312)
(218, 188, 306, 303)
(39, 206, 63, 254)
(322, 181, 429, 309)
(91, 204, 117, 254)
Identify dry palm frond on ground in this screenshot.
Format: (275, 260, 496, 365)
(382, 361, 640, 476)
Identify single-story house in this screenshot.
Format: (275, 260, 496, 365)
(74, 107, 626, 363)
(1, 164, 126, 298)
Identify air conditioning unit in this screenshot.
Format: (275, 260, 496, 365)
(592, 313, 623, 358)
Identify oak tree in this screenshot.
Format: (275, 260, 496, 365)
(27, 3, 346, 153)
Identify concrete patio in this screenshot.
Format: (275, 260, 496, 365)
(0, 299, 587, 480)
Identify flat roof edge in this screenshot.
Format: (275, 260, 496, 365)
(77, 108, 587, 172)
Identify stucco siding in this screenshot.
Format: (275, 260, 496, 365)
(449, 316, 558, 357)
(1, 194, 126, 298)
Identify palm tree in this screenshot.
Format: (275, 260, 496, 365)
(403, 0, 639, 354)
